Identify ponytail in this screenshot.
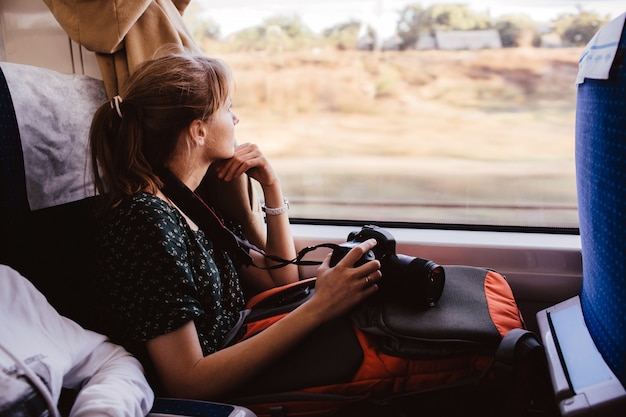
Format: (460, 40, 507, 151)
(89, 96, 162, 209)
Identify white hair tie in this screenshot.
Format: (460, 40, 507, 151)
(110, 95, 123, 118)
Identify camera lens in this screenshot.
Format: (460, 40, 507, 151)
(385, 254, 445, 308)
(423, 262, 445, 307)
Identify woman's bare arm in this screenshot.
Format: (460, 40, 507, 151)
(213, 143, 299, 290)
(146, 239, 381, 399)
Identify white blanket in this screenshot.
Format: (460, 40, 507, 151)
(0, 62, 106, 209)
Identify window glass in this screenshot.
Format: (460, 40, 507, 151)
(186, 1, 620, 228)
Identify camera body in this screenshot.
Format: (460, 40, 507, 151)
(330, 225, 445, 308)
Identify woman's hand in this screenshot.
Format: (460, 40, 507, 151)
(214, 142, 297, 289)
(308, 238, 382, 321)
(213, 143, 278, 187)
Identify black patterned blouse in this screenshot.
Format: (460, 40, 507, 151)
(95, 192, 246, 357)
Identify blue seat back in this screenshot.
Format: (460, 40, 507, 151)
(576, 19, 626, 387)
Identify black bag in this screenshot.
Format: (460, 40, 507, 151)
(352, 265, 524, 358)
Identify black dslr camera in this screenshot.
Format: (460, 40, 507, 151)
(329, 225, 445, 308)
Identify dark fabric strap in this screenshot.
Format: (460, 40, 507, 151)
(158, 168, 331, 269)
(158, 168, 256, 266)
(0, 67, 30, 219)
(494, 328, 543, 381)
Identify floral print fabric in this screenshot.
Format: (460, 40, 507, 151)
(96, 192, 245, 356)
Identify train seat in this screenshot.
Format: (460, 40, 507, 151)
(536, 12, 626, 417)
(0, 61, 256, 416)
(0, 61, 103, 331)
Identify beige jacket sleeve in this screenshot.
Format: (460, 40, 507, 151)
(43, 0, 200, 98)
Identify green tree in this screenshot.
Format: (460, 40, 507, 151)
(228, 27, 266, 51)
(182, 2, 222, 42)
(496, 14, 539, 47)
(396, 4, 426, 50)
(264, 15, 313, 40)
(428, 3, 491, 31)
(554, 9, 611, 46)
(228, 15, 317, 51)
(322, 20, 361, 49)
(397, 3, 492, 50)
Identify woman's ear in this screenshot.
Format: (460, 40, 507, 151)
(188, 119, 207, 146)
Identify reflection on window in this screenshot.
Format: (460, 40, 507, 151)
(186, 1, 616, 229)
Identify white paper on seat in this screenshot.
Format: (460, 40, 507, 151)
(576, 12, 626, 84)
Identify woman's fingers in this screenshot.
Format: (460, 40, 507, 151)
(215, 146, 256, 179)
(359, 267, 382, 288)
(214, 143, 275, 184)
(336, 238, 378, 267)
(314, 239, 382, 308)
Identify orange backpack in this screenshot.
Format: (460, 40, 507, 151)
(223, 266, 549, 417)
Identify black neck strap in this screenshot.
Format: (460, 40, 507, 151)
(158, 168, 330, 270)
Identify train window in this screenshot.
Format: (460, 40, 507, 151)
(185, 1, 618, 230)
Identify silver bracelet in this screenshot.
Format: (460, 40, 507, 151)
(262, 197, 289, 216)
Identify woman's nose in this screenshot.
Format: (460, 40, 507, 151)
(232, 112, 240, 125)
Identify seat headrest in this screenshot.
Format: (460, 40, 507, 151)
(0, 62, 107, 210)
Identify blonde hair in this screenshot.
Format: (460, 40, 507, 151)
(89, 52, 233, 208)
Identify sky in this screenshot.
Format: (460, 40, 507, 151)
(193, 0, 623, 38)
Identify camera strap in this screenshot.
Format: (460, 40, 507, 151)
(158, 168, 333, 270)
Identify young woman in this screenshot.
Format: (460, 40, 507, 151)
(89, 52, 382, 400)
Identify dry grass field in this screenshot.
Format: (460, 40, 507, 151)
(213, 46, 582, 227)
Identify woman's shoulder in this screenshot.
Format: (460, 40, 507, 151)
(116, 192, 173, 215)
(104, 192, 184, 230)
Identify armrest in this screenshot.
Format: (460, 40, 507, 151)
(149, 397, 256, 417)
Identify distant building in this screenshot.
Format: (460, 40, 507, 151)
(435, 30, 502, 50)
(540, 32, 563, 48)
(380, 35, 402, 50)
(415, 34, 437, 50)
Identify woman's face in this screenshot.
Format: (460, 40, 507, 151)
(205, 98, 239, 161)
